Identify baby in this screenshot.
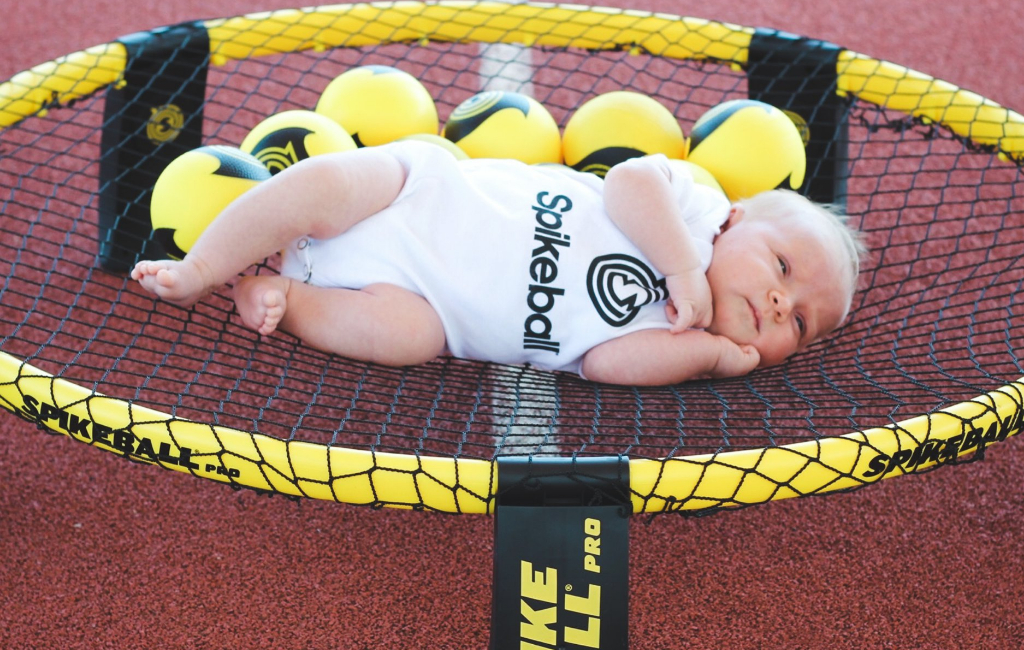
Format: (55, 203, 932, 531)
(132, 140, 865, 386)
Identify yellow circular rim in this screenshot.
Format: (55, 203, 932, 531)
(1, 1, 1022, 513)
(2, 351, 1021, 514)
(4, 1, 1024, 157)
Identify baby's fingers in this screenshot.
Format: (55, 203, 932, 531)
(713, 342, 760, 378)
(692, 305, 713, 330)
(672, 302, 712, 333)
(670, 301, 695, 333)
(665, 299, 678, 324)
(728, 345, 761, 375)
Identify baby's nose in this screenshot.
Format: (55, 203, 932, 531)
(770, 290, 792, 318)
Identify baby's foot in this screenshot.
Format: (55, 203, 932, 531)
(233, 276, 289, 336)
(130, 259, 210, 307)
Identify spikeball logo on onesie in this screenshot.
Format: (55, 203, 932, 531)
(586, 255, 667, 327)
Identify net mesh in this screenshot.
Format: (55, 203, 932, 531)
(1, 5, 1023, 511)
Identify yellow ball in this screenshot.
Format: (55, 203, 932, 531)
(240, 110, 356, 175)
(398, 133, 470, 160)
(667, 159, 726, 197)
(562, 91, 685, 177)
(442, 90, 562, 164)
(685, 99, 807, 201)
(316, 65, 438, 147)
(150, 146, 270, 259)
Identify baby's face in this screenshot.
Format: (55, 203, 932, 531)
(705, 205, 851, 367)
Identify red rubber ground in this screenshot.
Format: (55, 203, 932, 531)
(2, 1, 1023, 648)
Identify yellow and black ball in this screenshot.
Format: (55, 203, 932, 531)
(240, 109, 356, 175)
(442, 90, 562, 164)
(685, 99, 807, 201)
(562, 91, 685, 177)
(316, 65, 439, 147)
(150, 146, 271, 259)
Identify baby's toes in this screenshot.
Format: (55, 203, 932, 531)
(155, 267, 180, 289)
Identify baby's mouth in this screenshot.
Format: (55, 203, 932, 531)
(748, 299, 761, 333)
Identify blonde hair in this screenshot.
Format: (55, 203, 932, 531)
(737, 189, 868, 322)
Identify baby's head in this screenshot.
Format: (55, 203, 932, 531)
(705, 189, 866, 367)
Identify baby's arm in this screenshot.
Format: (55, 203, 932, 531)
(581, 329, 760, 386)
(603, 156, 711, 332)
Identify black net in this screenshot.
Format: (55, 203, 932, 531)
(1, 5, 1022, 511)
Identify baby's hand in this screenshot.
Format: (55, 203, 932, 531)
(710, 337, 761, 378)
(665, 269, 712, 333)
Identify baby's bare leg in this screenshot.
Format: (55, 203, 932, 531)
(132, 146, 407, 306)
(235, 278, 446, 366)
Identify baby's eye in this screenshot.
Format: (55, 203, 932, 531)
(796, 314, 806, 336)
(777, 255, 789, 275)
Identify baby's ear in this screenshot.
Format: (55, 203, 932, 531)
(723, 203, 745, 230)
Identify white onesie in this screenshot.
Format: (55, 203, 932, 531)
(280, 140, 730, 376)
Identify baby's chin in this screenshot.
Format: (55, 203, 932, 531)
(756, 352, 786, 369)
(758, 343, 809, 368)
(704, 318, 750, 346)
(706, 321, 793, 368)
